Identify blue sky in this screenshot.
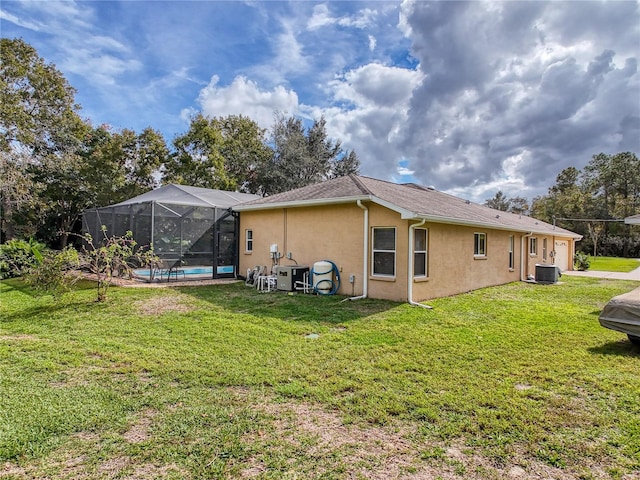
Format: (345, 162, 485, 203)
(1, 1, 639, 202)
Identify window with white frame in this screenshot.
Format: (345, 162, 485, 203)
(509, 235, 514, 269)
(474, 232, 487, 257)
(414, 228, 428, 278)
(543, 238, 547, 261)
(245, 229, 253, 253)
(529, 237, 537, 256)
(372, 227, 396, 276)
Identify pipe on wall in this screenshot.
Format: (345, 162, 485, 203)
(346, 200, 369, 301)
(408, 219, 432, 309)
(520, 232, 533, 281)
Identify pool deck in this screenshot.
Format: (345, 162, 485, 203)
(80, 272, 240, 288)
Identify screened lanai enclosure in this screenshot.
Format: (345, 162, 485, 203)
(82, 184, 259, 281)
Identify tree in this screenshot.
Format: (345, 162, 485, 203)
(80, 228, 157, 302)
(121, 127, 168, 197)
(532, 153, 640, 257)
(1, 38, 86, 243)
(484, 191, 530, 215)
(484, 191, 510, 211)
(330, 150, 360, 179)
(212, 115, 273, 193)
(582, 152, 640, 256)
(259, 114, 359, 195)
(164, 114, 273, 192)
(508, 196, 530, 215)
(0, 38, 82, 154)
(164, 114, 229, 189)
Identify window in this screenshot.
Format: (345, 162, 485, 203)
(245, 229, 253, 253)
(529, 237, 537, 256)
(414, 228, 428, 278)
(509, 235, 514, 270)
(372, 227, 396, 276)
(543, 238, 547, 261)
(474, 233, 486, 257)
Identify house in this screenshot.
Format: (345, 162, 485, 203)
(82, 184, 259, 279)
(234, 175, 582, 303)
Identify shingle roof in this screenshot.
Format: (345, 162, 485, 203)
(235, 175, 581, 238)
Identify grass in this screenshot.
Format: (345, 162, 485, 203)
(1, 277, 639, 479)
(588, 256, 640, 272)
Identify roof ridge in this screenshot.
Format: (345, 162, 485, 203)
(349, 174, 373, 195)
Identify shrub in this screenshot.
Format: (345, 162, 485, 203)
(0, 239, 45, 279)
(574, 251, 591, 271)
(80, 228, 158, 302)
(23, 248, 80, 298)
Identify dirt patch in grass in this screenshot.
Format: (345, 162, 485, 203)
(246, 396, 606, 480)
(0, 334, 38, 342)
(134, 294, 194, 315)
(128, 463, 189, 479)
(123, 409, 157, 443)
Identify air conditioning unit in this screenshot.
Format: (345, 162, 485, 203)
(276, 265, 309, 291)
(535, 264, 560, 284)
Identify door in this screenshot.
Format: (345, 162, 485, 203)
(554, 240, 569, 271)
(214, 216, 237, 278)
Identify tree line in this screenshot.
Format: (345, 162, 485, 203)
(484, 152, 640, 257)
(1, 38, 359, 248)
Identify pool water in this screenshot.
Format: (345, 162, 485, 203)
(133, 266, 214, 277)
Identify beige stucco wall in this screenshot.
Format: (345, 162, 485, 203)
(411, 224, 522, 301)
(523, 234, 576, 278)
(239, 203, 366, 297)
(238, 202, 577, 303)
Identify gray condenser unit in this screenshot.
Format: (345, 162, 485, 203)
(276, 265, 309, 291)
(535, 264, 561, 284)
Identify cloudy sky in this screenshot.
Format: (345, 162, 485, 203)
(1, 1, 639, 202)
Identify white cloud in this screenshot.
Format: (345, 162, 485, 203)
(330, 63, 423, 108)
(368, 35, 377, 52)
(397, 166, 414, 176)
(307, 4, 378, 31)
(394, 0, 640, 201)
(301, 63, 424, 182)
(307, 4, 334, 30)
(197, 75, 300, 129)
(0, 9, 42, 31)
(59, 48, 142, 86)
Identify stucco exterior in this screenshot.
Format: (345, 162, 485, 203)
(238, 199, 578, 303)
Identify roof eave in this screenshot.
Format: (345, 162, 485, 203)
(409, 213, 582, 239)
(233, 195, 373, 211)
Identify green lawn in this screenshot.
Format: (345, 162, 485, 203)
(588, 256, 640, 272)
(1, 277, 639, 479)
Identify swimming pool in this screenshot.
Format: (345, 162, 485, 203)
(132, 265, 234, 281)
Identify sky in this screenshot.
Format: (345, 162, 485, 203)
(1, 1, 639, 203)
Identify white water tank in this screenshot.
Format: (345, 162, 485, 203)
(313, 261, 333, 294)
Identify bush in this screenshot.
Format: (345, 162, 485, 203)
(574, 251, 591, 271)
(81, 228, 158, 302)
(0, 239, 45, 279)
(23, 248, 80, 298)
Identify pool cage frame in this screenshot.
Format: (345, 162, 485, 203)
(82, 185, 259, 282)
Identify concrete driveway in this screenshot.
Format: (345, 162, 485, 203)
(563, 265, 640, 281)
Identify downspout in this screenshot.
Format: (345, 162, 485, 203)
(520, 232, 533, 281)
(345, 200, 369, 301)
(408, 219, 432, 309)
